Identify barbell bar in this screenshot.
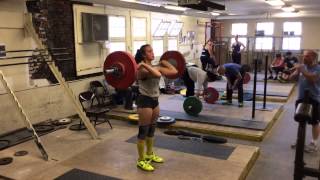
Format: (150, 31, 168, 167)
(0, 47, 68, 54)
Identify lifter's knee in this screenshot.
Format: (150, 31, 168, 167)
(138, 125, 150, 140)
(147, 123, 156, 138)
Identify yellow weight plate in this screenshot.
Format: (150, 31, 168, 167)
(128, 114, 139, 121)
(180, 89, 186, 95)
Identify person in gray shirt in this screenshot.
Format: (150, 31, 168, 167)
(134, 44, 177, 171)
(290, 50, 320, 153)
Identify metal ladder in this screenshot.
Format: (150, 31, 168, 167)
(0, 71, 49, 160)
(24, 13, 99, 139)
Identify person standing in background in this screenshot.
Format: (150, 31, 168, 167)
(231, 35, 246, 64)
(200, 39, 219, 81)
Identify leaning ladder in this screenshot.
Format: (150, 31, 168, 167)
(24, 13, 99, 139)
(0, 71, 49, 160)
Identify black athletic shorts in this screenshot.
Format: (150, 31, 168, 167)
(295, 98, 320, 125)
(136, 95, 159, 109)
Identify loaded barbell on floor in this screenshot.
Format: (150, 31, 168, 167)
(183, 87, 220, 116)
(103, 51, 186, 89)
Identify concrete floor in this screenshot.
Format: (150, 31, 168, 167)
(1, 86, 319, 180)
(234, 88, 320, 180)
(0, 120, 258, 180)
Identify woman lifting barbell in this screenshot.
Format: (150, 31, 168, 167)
(135, 44, 177, 172)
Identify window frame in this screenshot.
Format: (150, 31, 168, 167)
(254, 22, 275, 51)
(131, 16, 149, 54)
(168, 38, 178, 51)
(168, 21, 183, 37)
(108, 15, 127, 53)
(282, 21, 302, 50)
(231, 23, 248, 36)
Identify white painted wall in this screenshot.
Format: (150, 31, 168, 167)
(221, 17, 320, 50)
(73, 4, 210, 75)
(0, 1, 210, 134)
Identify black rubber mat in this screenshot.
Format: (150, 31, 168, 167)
(215, 88, 289, 97)
(160, 109, 268, 130)
(0, 123, 66, 151)
(127, 135, 234, 160)
(55, 169, 121, 180)
(168, 95, 280, 109)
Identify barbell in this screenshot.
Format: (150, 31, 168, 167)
(103, 51, 186, 89)
(183, 87, 220, 116)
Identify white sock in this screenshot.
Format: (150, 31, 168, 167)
(311, 139, 317, 145)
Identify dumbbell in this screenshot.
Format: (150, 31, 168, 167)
(103, 51, 186, 89)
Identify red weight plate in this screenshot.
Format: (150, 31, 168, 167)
(204, 87, 219, 104)
(160, 51, 186, 79)
(243, 72, 251, 84)
(104, 51, 137, 89)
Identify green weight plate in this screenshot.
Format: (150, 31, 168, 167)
(183, 96, 203, 116)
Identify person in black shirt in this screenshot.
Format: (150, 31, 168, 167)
(231, 35, 246, 64)
(200, 40, 218, 82)
(284, 51, 299, 69)
(279, 51, 299, 82)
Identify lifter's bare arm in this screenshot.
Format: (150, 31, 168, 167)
(158, 60, 178, 77)
(137, 62, 162, 80)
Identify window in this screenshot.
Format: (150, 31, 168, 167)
(255, 22, 274, 50)
(151, 19, 162, 36)
(108, 16, 126, 52)
(133, 41, 146, 54)
(283, 22, 302, 35)
(231, 23, 247, 36)
(132, 17, 147, 38)
(109, 42, 126, 52)
(231, 37, 247, 48)
(282, 22, 302, 50)
(168, 22, 183, 37)
(282, 37, 301, 50)
(108, 16, 126, 38)
(153, 21, 171, 37)
(168, 39, 178, 50)
(255, 37, 273, 50)
(257, 22, 274, 35)
(152, 40, 164, 56)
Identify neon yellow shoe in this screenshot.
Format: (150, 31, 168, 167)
(145, 153, 164, 163)
(137, 159, 154, 171)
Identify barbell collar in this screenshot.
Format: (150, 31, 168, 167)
(105, 68, 117, 74)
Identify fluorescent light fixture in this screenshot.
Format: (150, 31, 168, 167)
(163, 5, 188, 11)
(120, 0, 136, 2)
(211, 12, 220, 16)
(120, 0, 161, 7)
(282, 5, 295, 12)
(265, 0, 285, 6)
(279, 11, 300, 17)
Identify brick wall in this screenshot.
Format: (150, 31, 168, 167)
(43, 0, 77, 81)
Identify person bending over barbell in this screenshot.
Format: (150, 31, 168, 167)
(182, 65, 216, 98)
(134, 44, 177, 172)
(217, 63, 250, 107)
